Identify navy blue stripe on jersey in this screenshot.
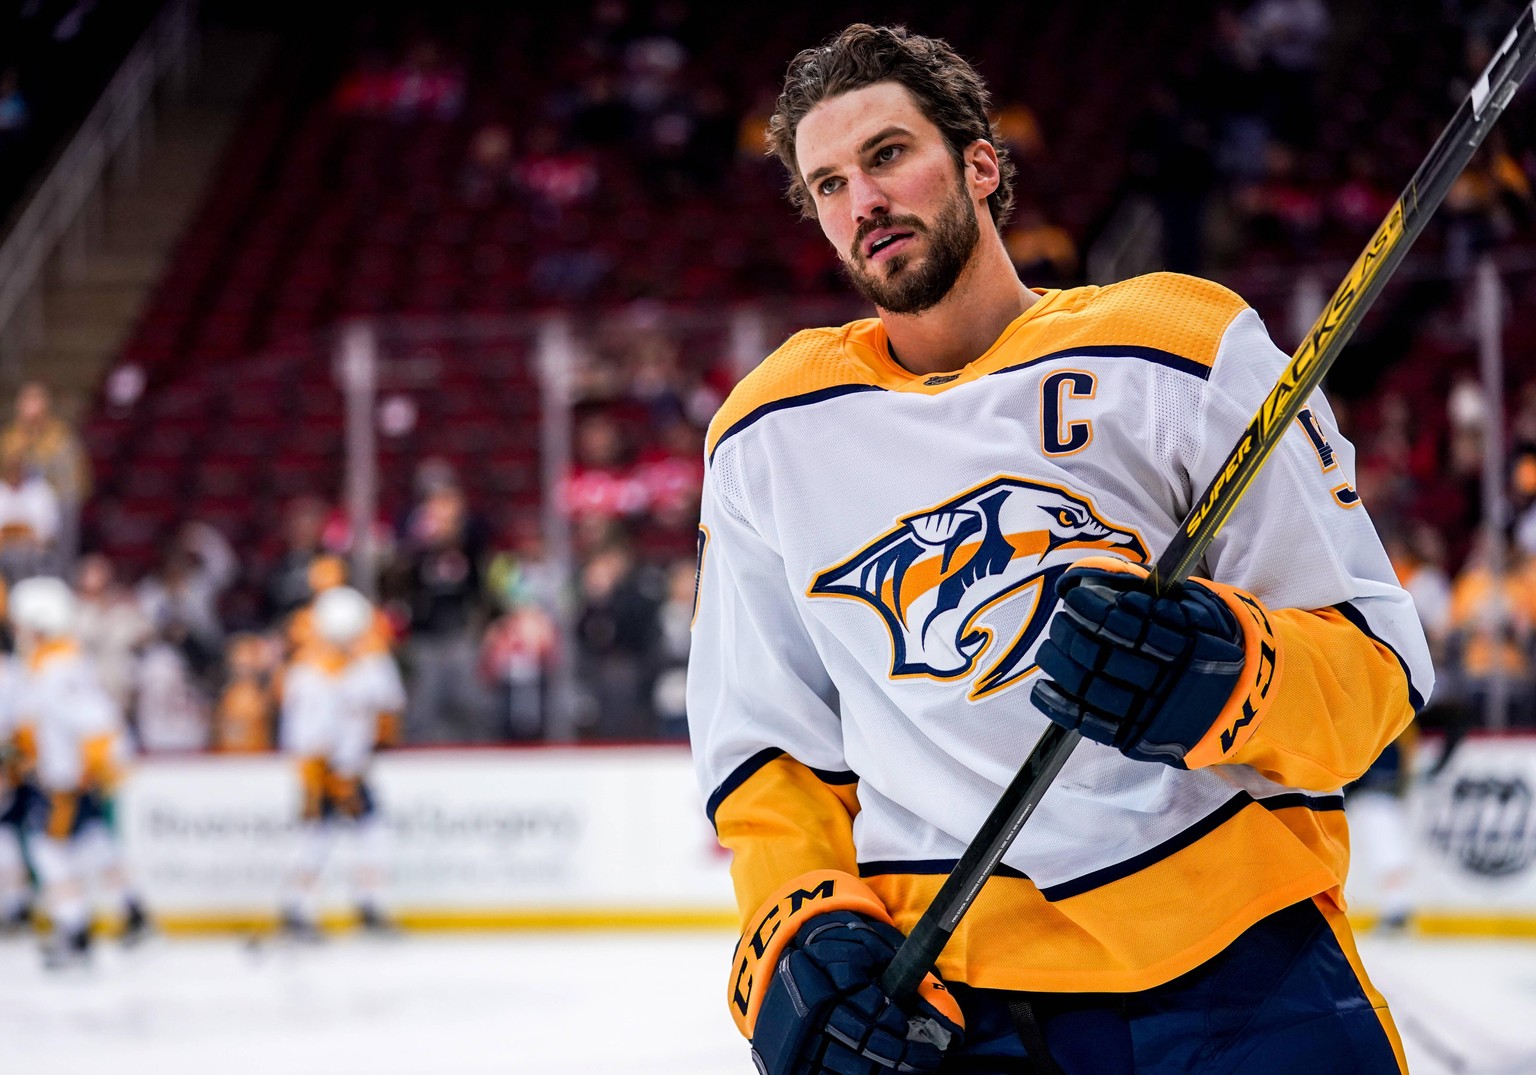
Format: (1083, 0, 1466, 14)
(859, 859, 1029, 881)
(1038, 793, 1253, 902)
(854, 792, 1341, 898)
(1331, 601, 1427, 713)
(1258, 792, 1345, 812)
(704, 749, 860, 828)
(705, 747, 783, 828)
(709, 384, 886, 461)
(992, 344, 1213, 383)
(808, 766, 860, 785)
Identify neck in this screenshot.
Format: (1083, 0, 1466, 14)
(879, 232, 1039, 375)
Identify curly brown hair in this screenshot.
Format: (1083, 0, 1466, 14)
(766, 24, 1016, 230)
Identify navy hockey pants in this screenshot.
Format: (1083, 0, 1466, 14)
(942, 896, 1405, 1074)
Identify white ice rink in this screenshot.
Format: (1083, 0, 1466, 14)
(2, 929, 1535, 1074)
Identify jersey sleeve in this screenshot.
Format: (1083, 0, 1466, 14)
(1177, 307, 1435, 790)
(687, 440, 861, 921)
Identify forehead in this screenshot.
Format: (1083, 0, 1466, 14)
(795, 81, 939, 177)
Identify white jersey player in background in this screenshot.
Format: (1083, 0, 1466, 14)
(0, 599, 33, 932)
(10, 575, 147, 966)
(279, 585, 405, 937)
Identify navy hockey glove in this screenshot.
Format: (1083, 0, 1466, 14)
(730, 872, 964, 1075)
(1031, 556, 1282, 768)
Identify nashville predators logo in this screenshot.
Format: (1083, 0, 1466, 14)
(809, 476, 1147, 699)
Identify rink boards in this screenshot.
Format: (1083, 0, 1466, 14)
(113, 737, 1536, 935)
(117, 746, 739, 931)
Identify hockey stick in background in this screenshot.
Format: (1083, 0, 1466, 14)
(881, 2, 1536, 1005)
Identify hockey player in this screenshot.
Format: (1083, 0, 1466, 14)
(279, 585, 405, 937)
(0, 583, 36, 933)
(687, 25, 1432, 1075)
(10, 576, 147, 965)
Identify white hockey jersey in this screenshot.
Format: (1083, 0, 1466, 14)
(19, 640, 126, 793)
(688, 273, 1433, 997)
(281, 648, 406, 779)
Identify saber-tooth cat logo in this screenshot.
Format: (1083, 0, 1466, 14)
(809, 476, 1146, 700)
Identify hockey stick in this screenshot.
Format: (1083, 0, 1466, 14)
(881, 2, 1536, 1004)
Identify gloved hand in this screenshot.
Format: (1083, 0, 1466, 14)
(1031, 556, 1281, 768)
(729, 872, 964, 1075)
(750, 911, 964, 1075)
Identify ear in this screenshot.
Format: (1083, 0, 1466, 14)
(963, 139, 1001, 205)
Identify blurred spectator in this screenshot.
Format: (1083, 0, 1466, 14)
(515, 125, 600, 220)
(634, 418, 705, 556)
(459, 122, 517, 208)
(1446, 376, 1490, 481)
(1329, 150, 1395, 240)
(1005, 205, 1080, 282)
(649, 557, 696, 741)
(627, 326, 689, 426)
(259, 496, 331, 623)
(1442, 137, 1533, 275)
(1205, 6, 1270, 185)
(1126, 83, 1215, 274)
(332, 40, 464, 120)
(574, 541, 659, 739)
(562, 413, 647, 523)
(1514, 447, 1536, 557)
(1385, 525, 1454, 657)
(1244, 0, 1331, 144)
(485, 516, 564, 617)
(135, 521, 237, 677)
(0, 67, 28, 149)
(134, 632, 211, 753)
(1444, 531, 1536, 726)
(0, 448, 60, 581)
(571, 70, 634, 149)
(0, 382, 88, 563)
(1233, 140, 1323, 254)
(993, 103, 1045, 163)
(479, 597, 559, 740)
(73, 552, 151, 717)
(213, 633, 279, 753)
(398, 484, 496, 742)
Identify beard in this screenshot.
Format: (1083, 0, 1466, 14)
(842, 182, 981, 315)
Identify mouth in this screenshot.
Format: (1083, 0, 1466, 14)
(862, 229, 917, 263)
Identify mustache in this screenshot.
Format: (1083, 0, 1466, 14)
(850, 214, 927, 261)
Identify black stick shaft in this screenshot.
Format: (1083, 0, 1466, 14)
(881, 2, 1536, 1005)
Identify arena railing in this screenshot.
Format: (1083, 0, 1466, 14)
(0, 0, 198, 381)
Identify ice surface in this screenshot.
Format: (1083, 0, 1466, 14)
(0, 928, 1532, 1074)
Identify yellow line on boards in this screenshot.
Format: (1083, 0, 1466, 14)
(151, 909, 740, 934)
(1349, 911, 1536, 938)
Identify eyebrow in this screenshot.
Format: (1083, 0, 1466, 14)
(803, 125, 912, 188)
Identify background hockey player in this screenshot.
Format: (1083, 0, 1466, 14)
(0, 578, 36, 933)
(278, 584, 405, 937)
(11, 575, 147, 966)
(687, 24, 1433, 1075)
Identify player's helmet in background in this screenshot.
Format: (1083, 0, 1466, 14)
(9, 576, 76, 638)
(313, 586, 373, 648)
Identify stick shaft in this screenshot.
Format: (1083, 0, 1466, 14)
(881, 2, 1536, 1004)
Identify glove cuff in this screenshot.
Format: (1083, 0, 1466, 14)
(1182, 579, 1284, 768)
(728, 870, 890, 1038)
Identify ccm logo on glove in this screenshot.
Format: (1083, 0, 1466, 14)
(729, 871, 964, 1075)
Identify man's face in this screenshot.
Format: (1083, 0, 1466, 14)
(795, 82, 984, 315)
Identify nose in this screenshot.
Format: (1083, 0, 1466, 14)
(847, 169, 889, 225)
